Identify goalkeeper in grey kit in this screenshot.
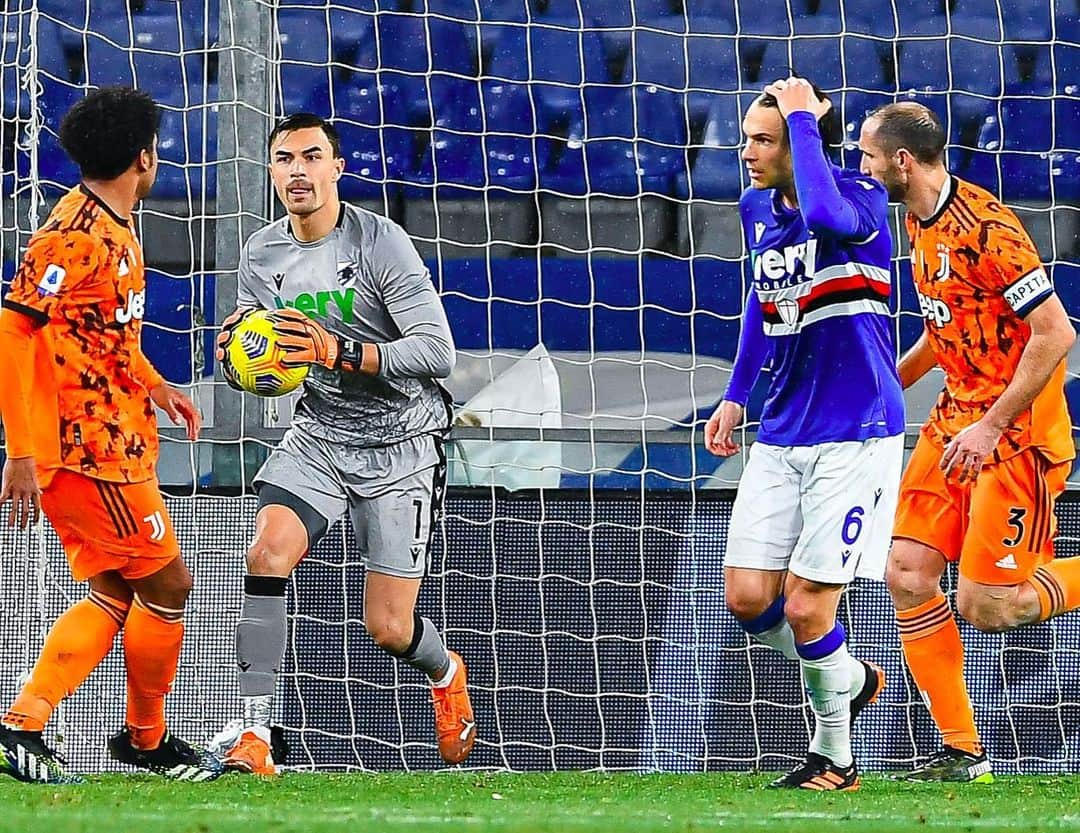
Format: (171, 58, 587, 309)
(214, 113, 475, 773)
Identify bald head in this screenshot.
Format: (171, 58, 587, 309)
(864, 102, 946, 166)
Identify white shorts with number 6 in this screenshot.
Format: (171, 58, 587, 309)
(724, 434, 904, 584)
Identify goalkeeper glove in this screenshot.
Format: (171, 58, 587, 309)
(268, 307, 364, 373)
(216, 307, 256, 392)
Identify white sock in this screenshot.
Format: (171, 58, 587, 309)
(754, 619, 798, 661)
(800, 642, 854, 768)
(242, 694, 273, 728)
(431, 656, 457, 688)
(848, 655, 868, 700)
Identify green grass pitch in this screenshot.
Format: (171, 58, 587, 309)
(3, 772, 1080, 833)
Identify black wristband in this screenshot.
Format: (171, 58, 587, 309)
(336, 338, 364, 373)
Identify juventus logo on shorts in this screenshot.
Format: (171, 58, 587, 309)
(143, 511, 166, 542)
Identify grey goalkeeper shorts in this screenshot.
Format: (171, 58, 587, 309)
(253, 430, 447, 578)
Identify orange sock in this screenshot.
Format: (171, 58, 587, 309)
(123, 596, 184, 750)
(1030, 558, 1080, 621)
(3, 592, 128, 731)
(896, 594, 982, 756)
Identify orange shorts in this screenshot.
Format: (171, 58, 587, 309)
(893, 434, 1068, 585)
(40, 469, 180, 582)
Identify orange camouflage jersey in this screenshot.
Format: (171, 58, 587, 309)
(1, 184, 162, 484)
(907, 176, 1073, 465)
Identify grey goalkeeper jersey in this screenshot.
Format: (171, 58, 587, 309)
(237, 203, 455, 447)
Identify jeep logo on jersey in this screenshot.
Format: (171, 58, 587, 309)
(753, 238, 818, 287)
(273, 287, 357, 323)
(115, 288, 146, 324)
(915, 287, 952, 328)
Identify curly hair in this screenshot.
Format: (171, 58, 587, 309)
(59, 86, 160, 180)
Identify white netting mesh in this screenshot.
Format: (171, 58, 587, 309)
(0, 0, 1078, 773)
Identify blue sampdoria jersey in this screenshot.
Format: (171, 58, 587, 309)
(737, 166, 904, 446)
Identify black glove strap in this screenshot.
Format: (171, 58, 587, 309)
(336, 339, 363, 373)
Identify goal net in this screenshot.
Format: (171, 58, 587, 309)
(0, 0, 1079, 774)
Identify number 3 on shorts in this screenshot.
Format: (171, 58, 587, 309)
(1002, 506, 1026, 548)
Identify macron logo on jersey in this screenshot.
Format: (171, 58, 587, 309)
(37, 263, 66, 297)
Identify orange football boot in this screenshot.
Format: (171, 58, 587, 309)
(224, 726, 277, 776)
(432, 651, 476, 764)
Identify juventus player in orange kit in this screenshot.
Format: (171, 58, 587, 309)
(0, 87, 222, 783)
(859, 102, 1077, 782)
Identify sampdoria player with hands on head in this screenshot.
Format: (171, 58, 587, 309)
(214, 113, 474, 775)
(705, 76, 905, 791)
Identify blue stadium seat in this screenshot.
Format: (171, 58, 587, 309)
(1055, 44, 1080, 97)
(335, 119, 410, 199)
(688, 0, 736, 28)
(896, 37, 948, 94)
(544, 84, 688, 197)
(373, 13, 476, 127)
(529, 21, 610, 127)
(478, 0, 530, 22)
(844, 4, 898, 37)
(751, 40, 785, 88)
(1052, 153, 1080, 202)
(40, 0, 129, 38)
(485, 22, 529, 82)
(687, 94, 744, 199)
(945, 7, 1003, 39)
(839, 90, 891, 144)
(578, 0, 683, 28)
(1000, 152, 1052, 202)
(1057, 0, 1080, 44)
(1007, 43, 1053, 96)
(794, 12, 842, 35)
(1001, 99, 1053, 153)
(894, 0, 947, 35)
(421, 0, 482, 20)
(628, 28, 686, 89)
(949, 39, 1002, 98)
(180, 1, 220, 47)
(1056, 98, 1080, 151)
(320, 72, 414, 197)
(328, 8, 377, 71)
(277, 8, 333, 105)
(33, 16, 70, 82)
(687, 34, 738, 124)
(1, 11, 28, 119)
(83, 32, 133, 88)
(131, 14, 195, 100)
(36, 80, 82, 189)
(732, 0, 796, 35)
(841, 35, 891, 92)
(154, 91, 219, 200)
(848, 0, 944, 36)
(686, 15, 736, 34)
(777, 37, 843, 91)
(521, 0, 587, 24)
(948, 38, 1003, 134)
